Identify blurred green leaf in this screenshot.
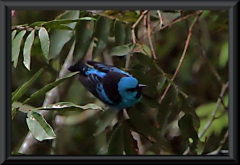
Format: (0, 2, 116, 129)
(180, 97, 200, 132)
(23, 72, 79, 105)
(94, 109, 118, 136)
(34, 102, 102, 111)
(49, 11, 80, 59)
(196, 95, 228, 141)
(26, 111, 56, 141)
(108, 123, 124, 155)
(123, 122, 138, 154)
(23, 30, 35, 70)
(12, 30, 26, 67)
(157, 87, 178, 132)
(178, 114, 199, 154)
(161, 11, 181, 25)
(12, 68, 45, 103)
(12, 101, 36, 113)
(43, 17, 96, 28)
(128, 108, 171, 153)
(219, 42, 228, 68)
(29, 21, 47, 27)
(38, 27, 50, 60)
(196, 103, 216, 117)
(108, 45, 130, 56)
(127, 108, 157, 141)
(92, 16, 111, 58)
(212, 11, 228, 32)
(47, 24, 74, 30)
(12, 108, 18, 120)
(114, 21, 126, 45)
(157, 75, 167, 91)
(134, 52, 155, 68)
(12, 30, 17, 40)
(73, 20, 95, 62)
(140, 44, 152, 56)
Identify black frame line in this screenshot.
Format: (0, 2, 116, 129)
(1, 0, 238, 164)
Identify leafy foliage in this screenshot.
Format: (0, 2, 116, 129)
(12, 10, 228, 155)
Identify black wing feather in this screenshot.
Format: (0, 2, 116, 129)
(78, 73, 115, 106)
(87, 60, 114, 73)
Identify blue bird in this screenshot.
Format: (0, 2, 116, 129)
(68, 60, 146, 110)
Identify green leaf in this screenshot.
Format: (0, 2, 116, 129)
(196, 97, 228, 141)
(12, 68, 45, 103)
(47, 24, 73, 30)
(43, 17, 96, 28)
(23, 72, 79, 105)
(161, 11, 181, 25)
(196, 103, 215, 117)
(125, 25, 132, 44)
(94, 109, 118, 136)
(219, 42, 228, 68)
(26, 111, 56, 141)
(23, 30, 35, 70)
(140, 44, 152, 56)
(12, 108, 18, 120)
(49, 11, 80, 59)
(12, 101, 36, 113)
(156, 87, 179, 132)
(178, 114, 199, 154)
(38, 27, 50, 60)
(92, 16, 111, 58)
(134, 52, 155, 68)
(12, 30, 26, 67)
(123, 122, 138, 154)
(114, 21, 126, 45)
(12, 30, 17, 40)
(108, 45, 130, 56)
(29, 21, 47, 27)
(73, 20, 95, 62)
(128, 108, 171, 153)
(108, 123, 124, 155)
(79, 17, 97, 21)
(127, 108, 158, 142)
(34, 102, 102, 111)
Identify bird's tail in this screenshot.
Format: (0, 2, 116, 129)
(68, 61, 89, 76)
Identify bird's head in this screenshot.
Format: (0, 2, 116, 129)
(118, 77, 146, 100)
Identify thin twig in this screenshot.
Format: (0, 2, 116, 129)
(197, 27, 228, 111)
(155, 64, 188, 99)
(183, 147, 190, 155)
(139, 10, 203, 42)
(198, 34, 224, 86)
(159, 12, 201, 103)
(206, 129, 229, 155)
(157, 10, 163, 29)
(131, 10, 148, 44)
(147, 13, 157, 60)
(198, 81, 229, 139)
(12, 26, 36, 31)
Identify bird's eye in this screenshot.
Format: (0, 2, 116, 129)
(126, 87, 138, 92)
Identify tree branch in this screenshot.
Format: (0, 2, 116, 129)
(18, 42, 75, 154)
(198, 81, 229, 139)
(159, 12, 202, 103)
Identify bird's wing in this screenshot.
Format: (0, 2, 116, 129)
(87, 60, 131, 76)
(78, 73, 115, 106)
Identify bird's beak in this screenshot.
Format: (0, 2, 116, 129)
(139, 84, 147, 88)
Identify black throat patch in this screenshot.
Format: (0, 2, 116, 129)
(102, 72, 125, 105)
